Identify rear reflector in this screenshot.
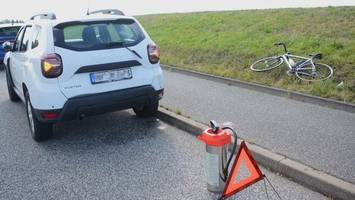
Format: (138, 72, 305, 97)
(42, 112, 59, 120)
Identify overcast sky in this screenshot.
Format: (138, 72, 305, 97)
(1, 0, 354, 20)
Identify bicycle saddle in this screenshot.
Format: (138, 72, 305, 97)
(310, 53, 322, 59)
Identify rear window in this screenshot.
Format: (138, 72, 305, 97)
(0, 26, 21, 37)
(53, 19, 145, 51)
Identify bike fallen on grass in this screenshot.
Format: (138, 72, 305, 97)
(250, 42, 333, 81)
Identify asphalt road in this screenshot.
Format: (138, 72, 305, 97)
(161, 69, 355, 184)
(0, 70, 326, 199)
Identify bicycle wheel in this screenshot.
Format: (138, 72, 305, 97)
(250, 56, 283, 72)
(296, 63, 333, 81)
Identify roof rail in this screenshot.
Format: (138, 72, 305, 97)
(88, 9, 125, 16)
(30, 13, 56, 20)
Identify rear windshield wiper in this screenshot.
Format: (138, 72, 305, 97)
(105, 42, 125, 48)
(125, 46, 142, 59)
(105, 41, 142, 59)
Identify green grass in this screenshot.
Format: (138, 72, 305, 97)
(136, 6, 355, 103)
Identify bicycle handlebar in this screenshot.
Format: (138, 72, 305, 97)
(274, 42, 288, 53)
(274, 43, 284, 46)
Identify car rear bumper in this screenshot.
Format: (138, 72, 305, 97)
(33, 85, 163, 122)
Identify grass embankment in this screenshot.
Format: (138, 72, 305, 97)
(137, 7, 355, 103)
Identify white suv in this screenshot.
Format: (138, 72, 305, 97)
(3, 10, 164, 141)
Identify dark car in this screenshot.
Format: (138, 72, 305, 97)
(0, 23, 22, 66)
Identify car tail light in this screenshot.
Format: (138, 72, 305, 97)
(41, 53, 63, 78)
(147, 44, 160, 64)
(157, 89, 164, 99)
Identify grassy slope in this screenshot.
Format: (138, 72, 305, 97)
(137, 7, 355, 103)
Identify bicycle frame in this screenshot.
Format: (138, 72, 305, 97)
(279, 53, 316, 73)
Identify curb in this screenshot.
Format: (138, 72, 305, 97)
(157, 107, 355, 200)
(162, 65, 355, 113)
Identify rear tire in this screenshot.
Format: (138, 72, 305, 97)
(250, 56, 283, 72)
(25, 91, 53, 142)
(296, 63, 333, 81)
(133, 97, 159, 117)
(4, 64, 20, 102)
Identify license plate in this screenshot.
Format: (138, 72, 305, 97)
(90, 68, 132, 84)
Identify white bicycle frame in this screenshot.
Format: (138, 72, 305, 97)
(280, 53, 316, 73)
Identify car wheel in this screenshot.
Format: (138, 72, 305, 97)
(25, 91, 53, 142)
(133, 97, 159, 117)
(4, 65, 20, 102)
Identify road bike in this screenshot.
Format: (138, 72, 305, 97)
(250, 43, 333, 81)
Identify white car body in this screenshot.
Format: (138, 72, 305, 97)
(4, 11, 164, 141)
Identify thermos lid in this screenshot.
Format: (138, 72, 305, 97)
(197, 128, 231, 147)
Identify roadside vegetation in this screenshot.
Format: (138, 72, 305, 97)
(137, 6, 355, 103)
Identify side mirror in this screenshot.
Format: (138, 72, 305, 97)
(2, 41, 14, 52)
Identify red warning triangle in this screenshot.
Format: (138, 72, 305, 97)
(221, 141, 264, 199)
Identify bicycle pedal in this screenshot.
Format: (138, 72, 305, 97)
(286, 70, 294, 76)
